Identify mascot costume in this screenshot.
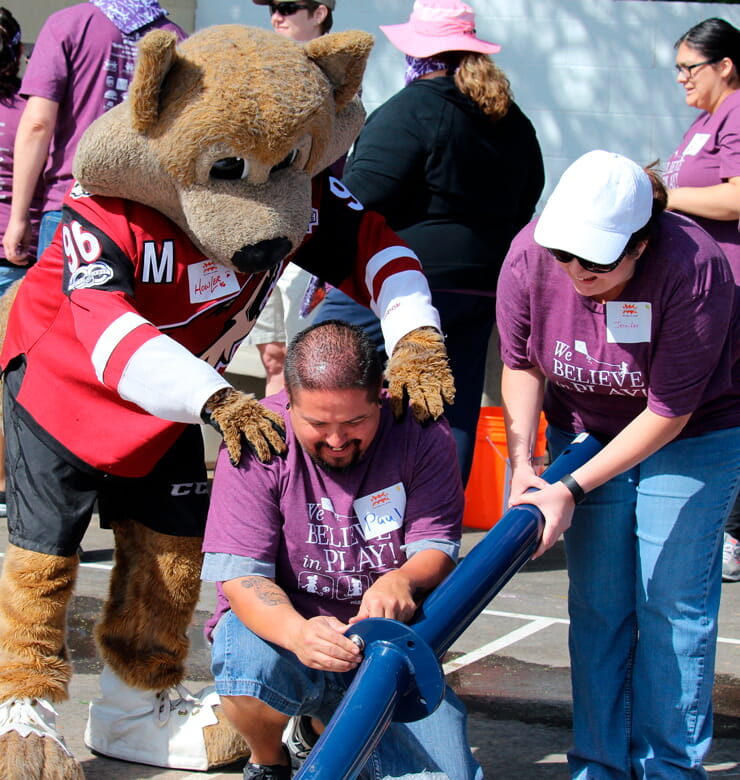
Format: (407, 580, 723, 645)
(0, 25, 455, 778)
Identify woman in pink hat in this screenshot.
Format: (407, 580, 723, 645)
(313, 0, 544, 487)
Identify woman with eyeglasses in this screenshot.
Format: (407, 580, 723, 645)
(664, 17, 740, 584)
(665, 18, 740, 285)
(497, 149, 740, 778)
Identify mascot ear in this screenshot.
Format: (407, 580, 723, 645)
(130, 29, 180, 133)
(304, 30, 374, 111)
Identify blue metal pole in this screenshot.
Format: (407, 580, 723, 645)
(412, 432, 603, 655)
(294, 432, 602, 780)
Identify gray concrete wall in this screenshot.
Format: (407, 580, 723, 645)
(6, 0, 196, 43)
(196, 0, 740, 206)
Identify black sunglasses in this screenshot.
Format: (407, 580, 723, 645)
(549, 249, 625, 274)
(269, 2, 310, 15)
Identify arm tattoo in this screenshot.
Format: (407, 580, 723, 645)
(239, 577, 290, 607)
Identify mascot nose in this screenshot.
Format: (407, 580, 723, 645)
(231, 237, 293, 274)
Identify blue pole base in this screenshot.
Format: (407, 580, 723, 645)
(294, 620, 443, 779)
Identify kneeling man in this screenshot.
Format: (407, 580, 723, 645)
(201, 320, 481, 780)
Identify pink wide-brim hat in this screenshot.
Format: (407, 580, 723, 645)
(380, 0, 500, 58)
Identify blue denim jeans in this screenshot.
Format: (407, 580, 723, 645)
(38, 210, 62, 257)
(548, 425, 740, 779)
(211, 609, 482, 780)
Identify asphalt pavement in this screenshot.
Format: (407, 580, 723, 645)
(1, 517, 737, 779)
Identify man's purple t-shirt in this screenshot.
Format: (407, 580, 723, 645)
(202, 392, 464, 635)
(0, 94, 42, 264)
(496, 212, 740, 442)
(20, 3, 185, 212)
(664, 89, 740, 281)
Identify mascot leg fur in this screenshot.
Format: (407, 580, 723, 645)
(85, 520, 249, 770)
(0, 545, 84, 780)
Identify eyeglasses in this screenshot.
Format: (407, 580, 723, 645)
(269, 2, 310, 15)
(550, 249, 626, 274)
(674, 59, 719, 78)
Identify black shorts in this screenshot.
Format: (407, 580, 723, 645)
(3, 364, 209, 557)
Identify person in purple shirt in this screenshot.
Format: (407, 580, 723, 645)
(202, 320, 481, 780)
(497, 150, 740, 779)
(664, 17, 740, 582)
(0, 7, 42, 518)
(1, 0, 185, 265)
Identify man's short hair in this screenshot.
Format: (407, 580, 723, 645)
(285, 320, 382, 398)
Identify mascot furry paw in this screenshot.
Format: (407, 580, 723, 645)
(0, 23, 453, 778)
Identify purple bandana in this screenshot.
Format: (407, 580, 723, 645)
(404, 54, 453, 86)
(89, 0, 168, 34)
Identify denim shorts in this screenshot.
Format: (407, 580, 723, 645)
(0, 264, 28, 297)
(211, 609, 483, 780)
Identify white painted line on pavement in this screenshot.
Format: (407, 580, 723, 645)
(2, 554, 737, 647)
(79, 561, 113, 571)
(482, 608, 569, 624)
(443, 617, 558, 674)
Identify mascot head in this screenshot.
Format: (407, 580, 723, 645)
(73, 25, 373, 273)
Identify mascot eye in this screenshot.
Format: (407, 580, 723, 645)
(271, 149, 299, 174)
(210, 157, 250, 180)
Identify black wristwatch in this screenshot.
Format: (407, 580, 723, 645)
(560, 473, 586, 505)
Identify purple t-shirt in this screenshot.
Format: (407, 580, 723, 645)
(664, 89, 740, 281)
(496, 213, 740, 441)
(20, 3, 185, 212)
(202, 392, 463, 635)
(0, 93, 42, 264)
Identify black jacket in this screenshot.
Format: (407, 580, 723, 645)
(343, 76, 544, 292)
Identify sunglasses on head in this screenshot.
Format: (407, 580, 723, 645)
(269, 2, 310, 15)
(549, 249, 626, 274)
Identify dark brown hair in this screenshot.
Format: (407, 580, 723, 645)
(285, 320, 382, 400)
(0, 7, 21, 99)
(623, 161, 668, 254)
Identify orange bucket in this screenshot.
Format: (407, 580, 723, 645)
(463, 406, 548, 530)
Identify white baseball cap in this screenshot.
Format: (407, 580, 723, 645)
(534, 150, 653, 265)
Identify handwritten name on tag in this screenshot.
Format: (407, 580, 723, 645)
(188, 260, 240, 304)
(353, 482, 406, 541)
(606, 301, 651, 344)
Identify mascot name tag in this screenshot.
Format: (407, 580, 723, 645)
(354, 483, 406, 541)
(188, 259, 240, 303)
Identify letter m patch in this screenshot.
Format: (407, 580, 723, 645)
(142, 240, 174, 283)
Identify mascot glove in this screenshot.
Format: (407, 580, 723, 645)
(203, 389, 286, 464)
(385, 327, 456, 423)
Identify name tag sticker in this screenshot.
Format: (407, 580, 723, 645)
(354, 482, 406, 541)
(188, 260, 240, 304)
(606, 301, 652, 343)
(683, 132, 710, 156)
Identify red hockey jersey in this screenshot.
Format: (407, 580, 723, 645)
(1, 172, 438, 477)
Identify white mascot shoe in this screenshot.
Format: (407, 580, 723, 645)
(0, 696, 74, 756)
(84, 665, 226, 770)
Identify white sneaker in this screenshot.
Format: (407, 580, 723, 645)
(0, 697, 73, 756)
(282, 715, 318, 771)
(722, 532, 740, 582)
(84, 665, 225, 771)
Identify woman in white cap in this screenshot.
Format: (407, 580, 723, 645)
(313, 0, 544, 487)
(497, 150, 740, 778)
